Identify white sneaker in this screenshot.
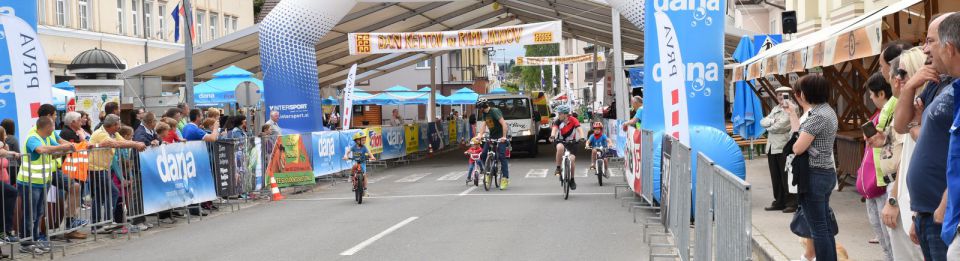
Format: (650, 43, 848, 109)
(136, 224, 149, 231)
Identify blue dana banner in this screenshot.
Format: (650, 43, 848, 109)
(380, 126, 405, 160)
(311, 131, 347, 177)
(139, 141, 217, 215)
(0, 1, 37, 28)
(419, 123, 429, 151)
(643, 0, 726, 202)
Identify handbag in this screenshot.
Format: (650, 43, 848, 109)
(877, 125, 903, 176)
(790, 205, 839, 238)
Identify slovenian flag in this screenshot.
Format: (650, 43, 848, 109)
(171, 1, 195, 42)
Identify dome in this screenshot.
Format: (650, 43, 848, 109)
(67, 48, 126, 70)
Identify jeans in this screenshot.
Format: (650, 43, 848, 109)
(798, 167, 838, 261)
(865, 193, 893, 261)
(915, 213, 949, 261)
(0, 182, 15, 233)
(17, 182, 47, 240)
(767, 152, 796, 208)
(480, 142, 509, 179)
(90, 170, 118, 228)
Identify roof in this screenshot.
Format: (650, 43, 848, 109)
(69, 48, 126, 70)
(124, 0, 742, 89)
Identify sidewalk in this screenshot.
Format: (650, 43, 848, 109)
(746, 157, 885, 261)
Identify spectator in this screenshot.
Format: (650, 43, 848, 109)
(760, 86, 798, 213)
(265, 110, 282, 136)
(468, 113, 477, 138)
(389, 109, 404, 126)
(161, 118, 182, 143)
(133, 112, 160, 147)
(17, 117, 73, 254)
(88, 115, 145, 233)
(130, 108, 145, 130)
(2, 119, 17, 186)
(786, 74, 838, 261)
(163, 108, 185, 141)
(935, 12, 960, 258)
(176, 103, 190, 132)
(892, 12, 955, 261)
(223, 115, 247, 140)
(78, 111, 93, 135)
(881, 47, 926, 261)
(183, 109, 219, 142)
(112, 126, 136, 233)
(621, 96, 643, 131)
(859, 72, 894, 261)
(94, 102, 119, 130)
(58, 111, 91, 239)
(156, 122, 174, 144)
(328, 112, 341, 130)
(0, 126, 18, 243)
(60, 112, 89, 143)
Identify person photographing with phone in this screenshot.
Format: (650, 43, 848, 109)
(760, 87, 799, 213)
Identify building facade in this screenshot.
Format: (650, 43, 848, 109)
(36, 0, 254, 82)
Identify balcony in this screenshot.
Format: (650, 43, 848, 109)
(445, 65, 488, 84)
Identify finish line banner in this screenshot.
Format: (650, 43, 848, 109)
(348, 21, 561, 55)
(514, 54, 604, 66)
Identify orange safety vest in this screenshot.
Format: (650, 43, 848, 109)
(63, 142, 89, 181)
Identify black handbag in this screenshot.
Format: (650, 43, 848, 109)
(790, 205, 839, 237)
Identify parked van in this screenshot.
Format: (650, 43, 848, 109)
(477, 93, 540, 157)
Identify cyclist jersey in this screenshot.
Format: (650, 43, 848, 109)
(351, 145, 370, 161)
(587, 134, 608, 148)
(553, 116, 580, 141)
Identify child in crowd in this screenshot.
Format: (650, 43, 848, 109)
(464, 137, 483, 183)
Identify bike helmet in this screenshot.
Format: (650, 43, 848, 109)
(592, 122, 603, 129)
(470, 137, 482, 145)
(353, 131, 367, 140)
(477, 97, 490, 108)
(555, 104, 571, 114)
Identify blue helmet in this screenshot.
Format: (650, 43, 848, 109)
(555, 104, 571, 114)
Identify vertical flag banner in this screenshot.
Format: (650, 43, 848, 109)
(260, 0, 356, 134)
(0, 13, 52, 144)
(342, 64, 358, 130)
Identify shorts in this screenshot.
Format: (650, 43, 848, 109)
(556, 140, 581, 156)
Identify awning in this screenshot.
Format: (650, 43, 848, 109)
(731, 0, 922, 81)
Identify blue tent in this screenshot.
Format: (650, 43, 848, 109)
(193, 66, 264, 106)
(441, 88, 479, 105)
(51, 85, 73, 110)
(489, 87, 508, 94)
(731, 36, 767, 142)
(54, 81, 75, 92)
(322, 96, 339, 105)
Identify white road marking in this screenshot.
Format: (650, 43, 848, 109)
(288, 192, 612, 201)
(396, 173, 431, 183)
(458, 186, 477, 196)
(525, 169, 548, 178)
(576, 169, 588, 178)
(340, 216, 419, 256)
(609, 168, 623, 177)
(367, 176, 389, 184)
(437, 171, 465, 181)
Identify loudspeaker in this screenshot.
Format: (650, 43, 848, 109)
(782, 11, 797, 34)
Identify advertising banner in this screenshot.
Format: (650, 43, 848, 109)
(364, 126, 383, 154)
(139, 142, 217, 215)
(349, 21, 561, 55)
(405, 124, 419, 154)
(266, 134, 315, 188)
(0, 14, 52, 144)
(341, 64, 357, 130)
(448, 121, 457, 145)
(250, 138, 264, 191)
(380, 126, 405, 160)
(311, 131, 346, 177)
(76, 92, 120, 127)
(419, 123, 429, 151)
(514, 53, 604, 66)
(638, 0, 726, 201)
(212, 140, 241, 197)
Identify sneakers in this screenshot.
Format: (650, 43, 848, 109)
(554, 166, 561, 176)
(65, 231, 87, 240)
(569, 178, 577, 190)
(135, 223, 150, 231)
(0, 232, 18, 243)
(500, 178, 509, 190)
(69, 218, 89, 228)
(19, 244, 47, 254)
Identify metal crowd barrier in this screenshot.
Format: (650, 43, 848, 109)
(711, 157, 752, 260)
(640, 129, 655, 205)
(207, 136, 270, 208)
(693, 153, 716, 261)
(649, 136, 692, 260)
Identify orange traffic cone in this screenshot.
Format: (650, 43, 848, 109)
(269, 173, 285, 201)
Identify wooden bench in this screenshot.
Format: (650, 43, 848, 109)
(835, 130, 864, 192)
(726, 123, 768, 160)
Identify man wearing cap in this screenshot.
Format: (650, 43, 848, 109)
(760, 86, 799, 213)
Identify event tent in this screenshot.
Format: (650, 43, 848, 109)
(441, 88, 479, 105)
(323, 96, 339, 105)
(489, 87, 508, 94)
(193, 65, 264, 106)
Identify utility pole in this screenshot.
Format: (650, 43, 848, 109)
(184, 0, 195, 107)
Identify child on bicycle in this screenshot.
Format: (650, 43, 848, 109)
(464, 137, 483, 182)
(343, 132, 377, 192)
(586, 122, 614, 176)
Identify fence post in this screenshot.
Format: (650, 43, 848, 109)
(693, 152, 716, 261)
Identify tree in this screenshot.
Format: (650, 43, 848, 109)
(254, 0, 266, 19)
(519, 44, 559, 94)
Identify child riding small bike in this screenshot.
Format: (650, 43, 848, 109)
(464, 137, 483, 183)
(344, 132, 377, 193)
(586, 122, 615, 176)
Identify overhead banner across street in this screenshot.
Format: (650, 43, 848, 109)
(514, 54, 604, 66)
(348, 21, 562, 55)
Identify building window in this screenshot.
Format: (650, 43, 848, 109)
(117, 0, 125, 35)
(416, 59, 431, 69)
(144, 1, 153, 38)
(55, 0, 67, 26)
(158, 4, 166, 40)
(37, 0, 46, 25)
(196, 12, 204, 43)
(131, 0, 140, 37)
(78, 0, 90, 30)
(232, 16, 238, 32)
(209, 12, 218, 39)
(223, 15, 230, 34)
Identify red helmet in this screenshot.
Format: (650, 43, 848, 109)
(592, 122, 603, 129)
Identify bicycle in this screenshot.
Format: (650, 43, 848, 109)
(588, 145, 609, 186)
(555, 138, 580, 200)
(482, 136, 508, 191)
(350, 155, 369, 204)
(466, 153, 482, 187)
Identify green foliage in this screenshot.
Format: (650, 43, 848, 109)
(254, 0, 265, 18)
(519, 44, 559, 93)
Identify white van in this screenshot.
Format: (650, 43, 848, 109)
(477, 93, 540, 157)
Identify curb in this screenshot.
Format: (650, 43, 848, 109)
(751, 224, 792, 261)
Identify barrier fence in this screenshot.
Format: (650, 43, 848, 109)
(624, 131, 752, 261)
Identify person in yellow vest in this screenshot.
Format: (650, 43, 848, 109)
(87, 115, 145, 233)
(17, 117, 73, 254)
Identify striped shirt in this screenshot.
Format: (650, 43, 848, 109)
(799, 103, 838, 169)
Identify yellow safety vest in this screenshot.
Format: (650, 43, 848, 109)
(17, 130, 58, 184)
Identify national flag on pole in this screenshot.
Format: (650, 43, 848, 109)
(171, 1, 195, 43)
(539, 66, 545, 89)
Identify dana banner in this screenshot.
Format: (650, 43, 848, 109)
(267, 134, 315, 188)
(139, 141, 217, 215)
(0, 14, 53, 145)
(364, 126, 383, 154)
(419, 123, 429, 151)
(311, 130, 347, 177)
(514, 53, 604, 66)
(349, 21, 561, 55)
(404, 124, 419, 154)
(380, 126, 405, 160)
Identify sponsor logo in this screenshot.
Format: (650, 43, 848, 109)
(155, 149, 197, 183)
(651, 62, 719, 82)
(368, 130, 383, 148)
(386, 128, 403, 145)
(198, 93, 216, 99)
(354, 33, 371, 54)
(534, 32, 553, 43)
(653, 0, 720, 12)
(317, 136, 335, 158)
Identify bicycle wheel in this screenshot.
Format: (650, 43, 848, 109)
(491, 160, 500, 189)
(473, 166, 480, 187)
(596, 158, 604, 187)
(563, 159, 571, 200)
(355, 172, 364, 204)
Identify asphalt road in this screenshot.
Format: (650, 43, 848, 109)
(65, 143, 647, 261)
